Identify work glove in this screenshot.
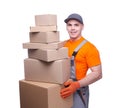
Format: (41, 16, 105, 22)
(60, 79, 80, 98)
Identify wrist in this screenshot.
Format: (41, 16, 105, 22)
(75, 81, 80, 89)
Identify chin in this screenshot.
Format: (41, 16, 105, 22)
(70, 36, 80, 40)
(70, 37, 77, 40)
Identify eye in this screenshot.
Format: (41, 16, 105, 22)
(74, 24, 79, 26)
(67, 23, 72, 26)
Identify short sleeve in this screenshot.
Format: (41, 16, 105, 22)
(86, 44, 101, 67)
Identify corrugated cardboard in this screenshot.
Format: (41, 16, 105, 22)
(23, 41, 65, 50)
(30, 26, 57, 32)
(19, 80, 73, 108)
(28, 47, 68, 62)
(35, 14, 57, 26)
(29, 32, 59, 43)
(24, 58, 70, 84)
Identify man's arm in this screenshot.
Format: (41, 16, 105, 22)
(60, 64, 102, 98)
(78, 64, 102, 87)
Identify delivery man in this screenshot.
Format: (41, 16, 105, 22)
(60, 13, 102, 108)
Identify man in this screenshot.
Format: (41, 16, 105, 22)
(60, 13, 102, 108)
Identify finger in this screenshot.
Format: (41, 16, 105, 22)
(60, 87, 70, 93)
(61, 91, 71, 98)
(64, 82, 71, 86)
(60, 88, 72, 97)
(61, 90, 71, 95)
(64, 80, 72, 86)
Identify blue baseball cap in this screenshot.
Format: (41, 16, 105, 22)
(64, 13, 83, 24)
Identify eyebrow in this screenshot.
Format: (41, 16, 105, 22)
(67, 23, 79, 26)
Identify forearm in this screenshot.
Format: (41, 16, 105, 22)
(78, 65, 102, 87)
(78, 72, 102, 87)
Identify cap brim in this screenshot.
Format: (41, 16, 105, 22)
(64, 18, 83, 24)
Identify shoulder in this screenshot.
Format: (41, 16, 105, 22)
(84, 40, 99, 53)
(63, 39, 71, 47)
(79, 39, 100, 62)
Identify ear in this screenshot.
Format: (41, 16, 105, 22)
(82, 24, 84, 30)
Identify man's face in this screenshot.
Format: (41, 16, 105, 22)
(66, 19, 84, 40)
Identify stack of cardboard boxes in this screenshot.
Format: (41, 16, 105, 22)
(19, 14, 73, 108)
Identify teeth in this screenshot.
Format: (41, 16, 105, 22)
(72, 32, 75, 33)
(71, 31, 76, 33)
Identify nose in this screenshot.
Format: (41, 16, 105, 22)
(71, 25, 75, 29)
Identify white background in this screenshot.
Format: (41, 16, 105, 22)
(0, 0, 120, 108)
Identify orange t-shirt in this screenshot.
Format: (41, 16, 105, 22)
(64, 36, 101, 80)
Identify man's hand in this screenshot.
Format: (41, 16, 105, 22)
(60, 80, 80, 98)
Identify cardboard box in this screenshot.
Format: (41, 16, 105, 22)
(19, 80, 73, 108)
(35, 14, 57, 26)
(23, 41, 65, 50)
(28, 47, 68, 62)
(30, 26, 57, 32)
(29, 32, 59, 43)
(24, 58, 70, 84)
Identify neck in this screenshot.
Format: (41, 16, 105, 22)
(70, 36, 82, 42)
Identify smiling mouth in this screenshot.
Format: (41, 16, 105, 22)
(71, 30, 77, 33)
(70, 31, 77, 35)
